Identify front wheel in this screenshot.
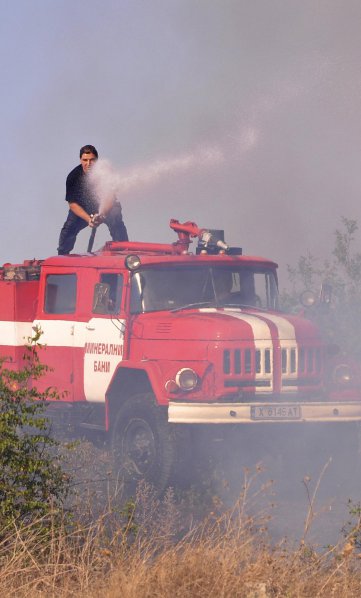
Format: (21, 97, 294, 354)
(111, 395, 177, 493)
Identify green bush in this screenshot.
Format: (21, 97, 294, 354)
(0, 329, 70, 529)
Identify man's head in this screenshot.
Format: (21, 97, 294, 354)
(79, 144, 98, 173)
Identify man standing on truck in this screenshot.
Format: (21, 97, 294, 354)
(57, 144, 128, 255)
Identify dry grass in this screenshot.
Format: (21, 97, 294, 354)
(1, 461, 361, 598)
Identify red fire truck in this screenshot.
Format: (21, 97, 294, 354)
(0, 219, 360, 489)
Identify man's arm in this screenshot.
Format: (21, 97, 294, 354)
(69, 202, 95, 226)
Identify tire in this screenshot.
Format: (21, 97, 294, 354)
(111, 394, 177, 493)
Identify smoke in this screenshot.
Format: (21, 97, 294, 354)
(88, 146, 225, 213)
(87, 73, 311, 216)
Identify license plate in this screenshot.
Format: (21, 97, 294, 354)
(251, 404, 302, 420)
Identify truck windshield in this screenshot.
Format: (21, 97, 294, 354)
(130, 266, 279, 313)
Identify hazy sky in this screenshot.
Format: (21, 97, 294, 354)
(2, 1, 361, 285)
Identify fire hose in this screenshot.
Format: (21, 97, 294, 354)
(87, 226, 97, 253)
(87, 213, 103, 253)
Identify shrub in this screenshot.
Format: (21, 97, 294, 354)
(0, 329, 70, 529)
(281, 217, 361, 358)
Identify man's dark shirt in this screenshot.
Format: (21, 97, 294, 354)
(65, 165, 98, 215)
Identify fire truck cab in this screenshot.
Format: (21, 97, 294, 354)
(1, 219, 360, 490)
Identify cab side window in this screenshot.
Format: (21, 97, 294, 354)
(44, 274, 77, 314)
(94, 273, 123, 314)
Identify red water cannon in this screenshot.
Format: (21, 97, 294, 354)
(170, 219, 238, 255)
(169, 219, 204, 252)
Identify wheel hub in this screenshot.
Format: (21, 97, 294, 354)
(123, 418, 156, 476)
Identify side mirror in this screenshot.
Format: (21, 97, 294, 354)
(320, 282, 332, 305)
(300, 290, 316, 308)
(92, 283, 111, 314)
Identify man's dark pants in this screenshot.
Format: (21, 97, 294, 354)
(58, 203, 128, 255)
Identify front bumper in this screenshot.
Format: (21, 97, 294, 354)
(168, 401, 361, 424)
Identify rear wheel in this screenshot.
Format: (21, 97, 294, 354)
(111, 394, 177, 493)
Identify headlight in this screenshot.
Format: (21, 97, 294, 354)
(125, 254, 141, 270)
(175, 368, 198, 391)
(333, 364, 353, 386)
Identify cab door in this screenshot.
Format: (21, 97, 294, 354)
(34, 269, 77, 400)
(81, 272, 126, 403)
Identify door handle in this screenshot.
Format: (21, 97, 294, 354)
(86, 324, 95, 331)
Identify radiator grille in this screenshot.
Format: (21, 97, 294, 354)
(223, 345, 322, 390)
(223, 348, 272, 376)
(281, 347, 322, 375)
